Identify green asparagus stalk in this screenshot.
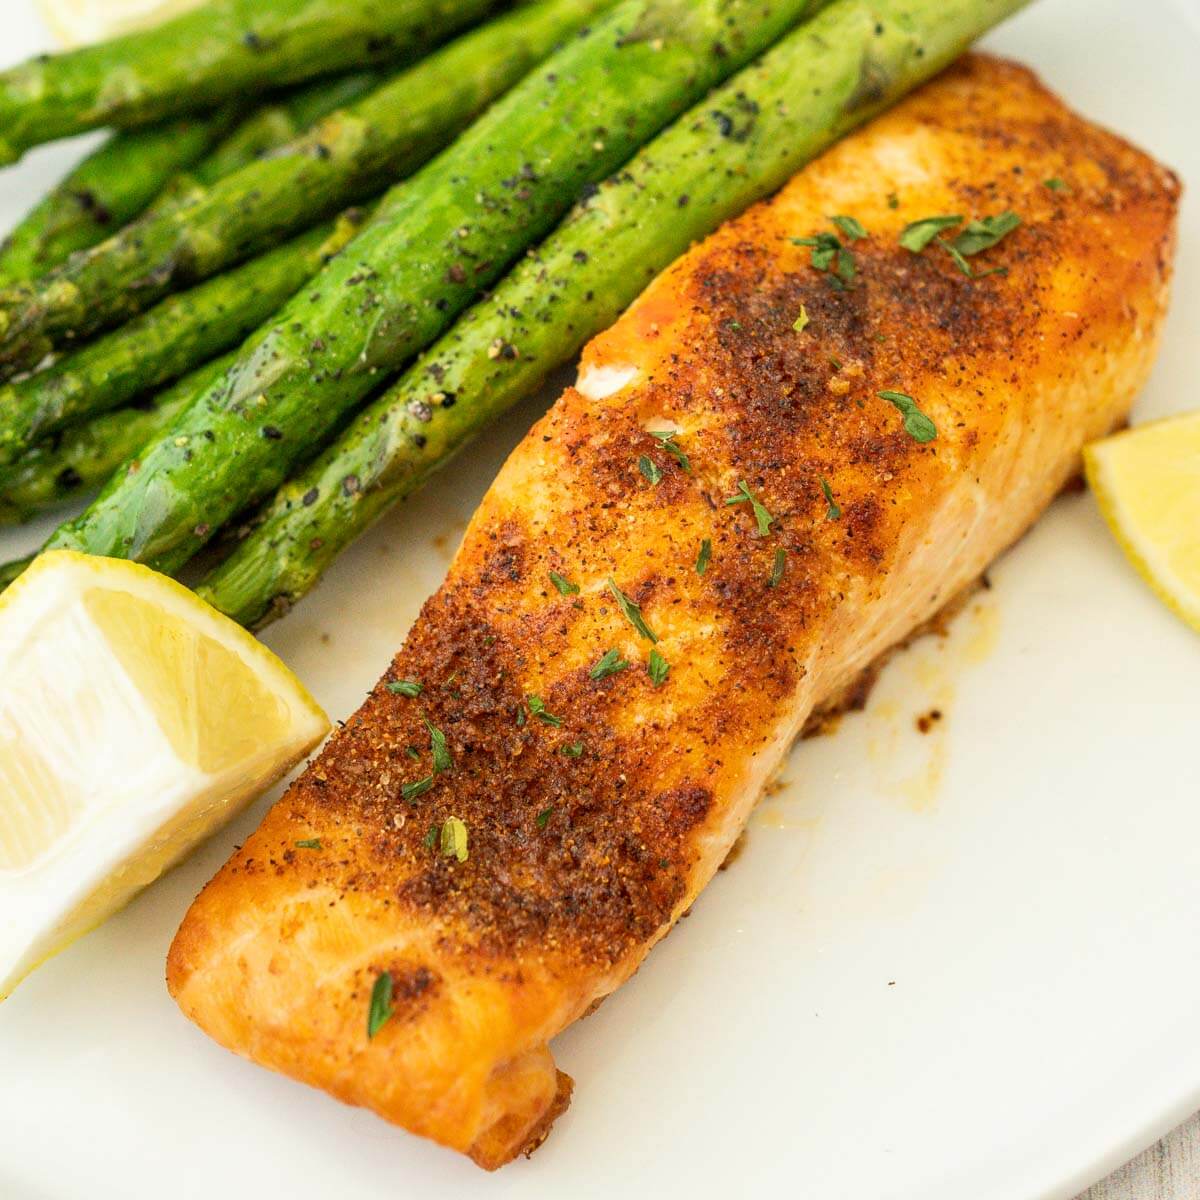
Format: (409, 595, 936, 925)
(41, 0, 826, 576)
(0, 212, 366, 469)
(0, 71, 395, 287)
(0, 0, 615, 374)
(189, 72, 392, 187)
(143, 71, 396, 221)
(0, 0, 504, 164)
(0, 556, 29, 592)
(200, 0, 1034, 629)
(0, 354, 236, 528)
(0, 106, 245, 286)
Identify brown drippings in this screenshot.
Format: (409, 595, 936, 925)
(916, 708, 944, 734)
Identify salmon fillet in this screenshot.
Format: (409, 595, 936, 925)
(167, 55, 1179, 1168)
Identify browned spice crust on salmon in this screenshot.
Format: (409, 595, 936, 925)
(236, 57, 1177, 969)
(168, 55, 1180, 1169)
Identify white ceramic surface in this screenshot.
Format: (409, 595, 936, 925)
(0, 3, 1197, 1198)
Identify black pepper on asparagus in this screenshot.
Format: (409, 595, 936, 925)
(0, 0, 505, 164)
(0, 213, 366, 469)
(0, 355, 236, 527)
(40, 0, 828, 576)
(0, 71, 395, 286)
(196, 0, 1034, 628)
(0, 106, 243, 285)
(0, 0, 617, 375)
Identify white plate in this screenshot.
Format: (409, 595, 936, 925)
(1, 2, 1198, 1198)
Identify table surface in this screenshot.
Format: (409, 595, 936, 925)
(1079, 1117, 1200, 1200)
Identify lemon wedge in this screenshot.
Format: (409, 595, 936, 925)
(0, 551, 329, 999)
(37, 0, 204, 46)
(1084, 411, 1200, 634)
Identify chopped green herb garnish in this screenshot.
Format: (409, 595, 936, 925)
(724, 480, 773, 536)
(1044, 177, 1068, 192)
(650, 430, 691, 473)
(295, 838, 321, 850)
(940, 238, 1008, 280)
(887, 192, 900, 210)
(561, 741, 584, 757)
(439, 816, 468, 863)
(387, 679, 422, 697)
(811, 239, 838, 268)
(367, 971, 394, 1039)
(794, 227, 859, 288)
(402, 775, 435, 802)
(590, 648, 630, 680)
(647, 649, 670, 687)
(901, 211, 1018, 277)
(940, 238, 974, 277)
(516, 705, 527, 727)
(769, 547, 786, 588)
(879, 390, 937, 444)
(831, 214, 868, 241)
(606, 578, 657, 643)
(638, 454, 663, 485)
(536, 807, 554, 830)
(793, 230, 841, 271)
(898, 214, 963, 253)
(952, 211, 1021, 257)
(792, 224, 859, 284)
(527, 694, 562, 726)
(793, 305, 809, 334)
(696, 538, 712, 576)
(549, 570, 579, 596)
(405, 745, 421, 760)
(424, 716, 451, 774)
(820, 477, 841, 521)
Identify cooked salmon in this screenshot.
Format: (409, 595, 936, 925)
(167, 55, 1180, 1169)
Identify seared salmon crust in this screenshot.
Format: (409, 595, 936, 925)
(169, 55, 1179, 1168)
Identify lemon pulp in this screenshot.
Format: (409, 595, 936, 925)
(1085, 411, 1200, 634)
(0, 551, 328, 998)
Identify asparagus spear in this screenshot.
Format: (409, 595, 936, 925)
(0, 354, 236, 527)
(189, 71, 391, 187)
(0, 0, 615, 374)
(144, 71, 396, 222)
(0, 0, 504, 164)
(0, 72, 394, 286)
(0, 106, 244, 286)
(42, 0, 825, 576)
(0, 556, 29, 592)
(200, 0, 1034, 629)
(0, 212, 366, 469)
